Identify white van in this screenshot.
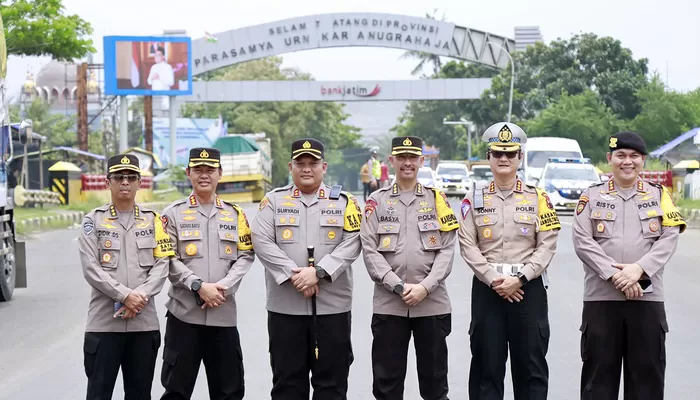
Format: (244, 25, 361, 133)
(521, 137, 583, 186)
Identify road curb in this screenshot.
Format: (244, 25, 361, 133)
(17, 210, 85, 232)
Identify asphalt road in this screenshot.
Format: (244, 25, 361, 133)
(1, 200, 699, 400)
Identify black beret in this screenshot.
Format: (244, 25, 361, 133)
(609, 131, 647, 155)
(291, 138, 324, 159)
(189, 148, 221, 168)
(391, 136, 423, 156)
(107, 154, 140, 174)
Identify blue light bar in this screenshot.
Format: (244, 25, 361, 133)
(548, 157, 591, 164)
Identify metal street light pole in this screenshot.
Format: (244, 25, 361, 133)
(487, 42, 514, 123)
(443, 117, 475, 161)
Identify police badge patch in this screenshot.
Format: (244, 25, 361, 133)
(161, 215, 169, 230)
(461, 198, 472, 220)
(83, 220, 94, 235)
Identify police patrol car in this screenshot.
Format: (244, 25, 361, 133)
(536, 157, 601, 212)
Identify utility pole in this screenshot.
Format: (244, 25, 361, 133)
(144, 96, 153, 152)
(443, 117, 476, 161)
(76, 63, 88, 154)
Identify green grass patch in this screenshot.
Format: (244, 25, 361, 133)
(678, 199, 700, 210)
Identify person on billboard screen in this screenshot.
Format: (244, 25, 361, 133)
(147, 46, 174, 91)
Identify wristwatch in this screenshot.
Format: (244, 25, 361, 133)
(516, 272, 528, 286)
(315, 266, 327, 279)
(393, 282, 404, 295)
(190, 279, 203, 292)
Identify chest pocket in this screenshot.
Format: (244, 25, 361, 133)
(136, 237, 156, 267)
(591, 208, 615, 239)
(474, 213, 499, 241)
(514, 213, 537, 237)
(99, 237, 121, 270)
(276, 215, 300, 244)
(377, 222, 400, 252)
(178, 229, 203, 259)
(320, 216, 343, 245)
(218, 230, 239, 260)
(418, 219, 442, 251)
(638, 208, 662, 238)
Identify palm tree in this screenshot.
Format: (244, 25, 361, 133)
(399, 9, 446, 77)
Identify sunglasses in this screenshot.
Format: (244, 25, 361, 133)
(110, 174, 140, 182)
(490, 151, 519, 159)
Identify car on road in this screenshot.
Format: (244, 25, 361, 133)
(417, 166, 438, 188)
(535, 157, 601, 212)
(436, 162, 471, 197)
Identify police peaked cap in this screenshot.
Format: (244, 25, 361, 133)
(189, 147, 221, 168)
(391, 136, 423, 156)
(107, 154, 140, 174)
(482, 122, 528, 152)
(608, 131, 648, 155)
(291, 138, 325, 159)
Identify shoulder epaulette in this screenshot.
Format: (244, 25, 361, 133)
(163, 198, 187, 213)
(271, 184, 293, 194)
(648, 181, 663, 189)
(220, 199, 238, 207)
(589, 181, 605, 188)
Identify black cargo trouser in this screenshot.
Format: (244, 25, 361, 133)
(371, 313, 452, 400)
(268, 311, 354, 400)
(83, 330, 161, 400)
(468, 275, 550, 400)
(580, 300, 667, 400)
(160, 312, 244, 400)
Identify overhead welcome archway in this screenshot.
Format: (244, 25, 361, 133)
(191, 12, 520, 75)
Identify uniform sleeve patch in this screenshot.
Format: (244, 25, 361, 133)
(576, 195, 589, 215)
(82, 219, 94, 235)
(461, 198, 472, 219)
(364, 199, 378, 220)
(161, 215, 169, 230)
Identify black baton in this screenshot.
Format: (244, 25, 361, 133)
(307, 245, 319, 360)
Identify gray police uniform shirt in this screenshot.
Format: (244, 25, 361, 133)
(79, 204, 174, 332)
(163, 194, 255, 327)
(250, 183, 363, 316)
(360, 183, 459, 317)
(573, 179, 686, 302)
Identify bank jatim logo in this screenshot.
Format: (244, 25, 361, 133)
(320, 84, 381, 97)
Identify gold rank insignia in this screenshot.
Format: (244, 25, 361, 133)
(498, 125, 513, 142)
(403, 137, 412, 146)
(181, 209, 196, 214)
(185, 243, 198, 256)
(303, 141, 311, 149)
(282, 229, 293, 240)
(281, 201, 296, 207)
(104, 240, 112, 248)
(183, 216, 196, 221)
(121, 156, 130, 164)
(649, 221, 659, 232)
(327, 203, 337, 208)
(219, 217, 235, 222)
(382, 237, 391, 248)
(609, 137, 618, 148)
(419, 200, 429, 206)
(200, 149, 209, 158)
(483, 227, 493, 239)
(101, 253, 112, 263)
(225, 245, 233, 255)
(136, 221, 151, 229)
(418, 207, 433, 213)
(327, 231, 336, 240)
(100, 223, 117, 229)
(318, 189, 325, 198)
(597, 223, 605, 233)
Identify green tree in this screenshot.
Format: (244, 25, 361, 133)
(391, 61, 499, 160)
(467, 33, 649, 125)
(630, 75, 700, 152)
(0, 0, 95, 60)
(182, 57, 362, 186)
(522, 90, 626, 162)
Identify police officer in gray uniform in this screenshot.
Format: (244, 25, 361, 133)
(573, 132, 686, 400)
(79, 154, 174, 400)
(251, 138, 363, 400)
(159, 148, 255, 400)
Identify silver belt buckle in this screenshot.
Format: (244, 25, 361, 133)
(495, 263, 524, 276)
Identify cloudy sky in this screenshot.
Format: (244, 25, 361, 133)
(5, 0, 697, 97)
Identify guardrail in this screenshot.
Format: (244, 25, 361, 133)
(15, 189, 62, 208)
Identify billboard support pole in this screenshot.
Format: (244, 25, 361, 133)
(119, 96, 128, 152)
(169, 96, 176, 167)
(144, 96, 153, 153)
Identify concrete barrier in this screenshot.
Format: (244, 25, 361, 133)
(17, 210, 85, 233)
